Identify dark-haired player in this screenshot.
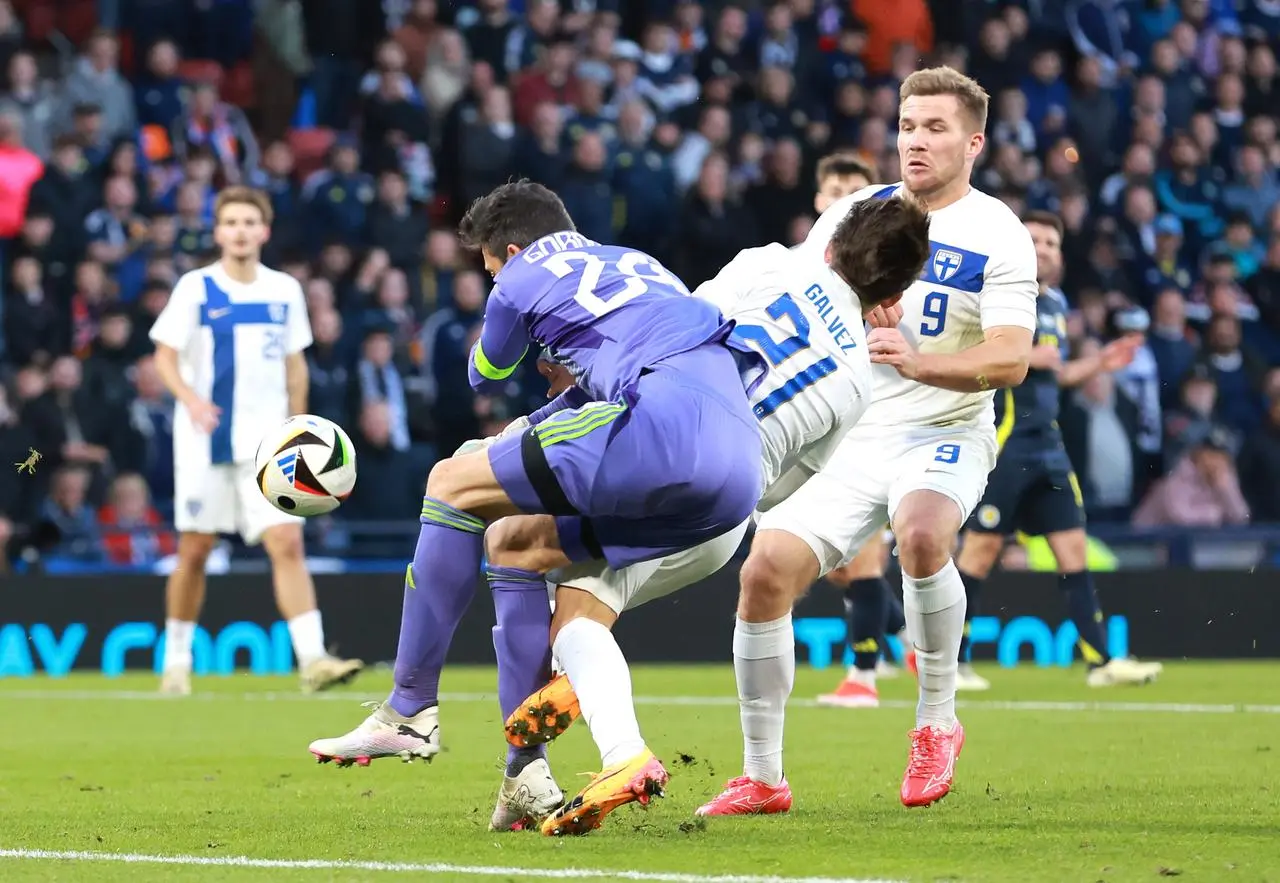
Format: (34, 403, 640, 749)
(311, 182, 932, 836)
(810, 153, 913, 707)
(954, 211, 1163, 689)
(694, 67, 1041, 813)
(310, 178, 762, 786)
(502, 193, 932, 834)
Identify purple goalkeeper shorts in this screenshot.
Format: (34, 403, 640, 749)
(488, 343, 763, 570)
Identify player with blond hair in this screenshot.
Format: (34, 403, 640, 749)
(150, 187, 363, 696)
(688, 66, 1039, 812)
(496, 72, 1038, 816)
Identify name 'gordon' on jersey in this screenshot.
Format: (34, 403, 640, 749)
(468, 231, 745, 401)
(799, 184, 1038, 432)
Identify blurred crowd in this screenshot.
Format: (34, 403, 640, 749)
(0, 0, 1278, 569)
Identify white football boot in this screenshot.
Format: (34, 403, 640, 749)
(1086, 657, 1163, 687)
(159, 667, 192, 696)
(309, 702, 440, 767)
(489, 758, 564, 831)
(299, 655, 365, 693)
(956, 663, 992, 691)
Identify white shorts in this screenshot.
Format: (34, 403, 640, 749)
(548, 519, 750, 615)
(755, 425, 996, 576)
(174, 460, 302, 544)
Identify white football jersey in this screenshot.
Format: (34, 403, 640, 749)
(150, 262, 313, 465)
(798, 183, 1037, 432)
(694, 242, 871, 497)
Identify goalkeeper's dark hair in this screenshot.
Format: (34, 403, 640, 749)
(458, 179, 576, 256)
(828, 197, 932, 308)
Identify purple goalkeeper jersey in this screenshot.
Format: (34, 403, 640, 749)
(468, 231, 739, 401)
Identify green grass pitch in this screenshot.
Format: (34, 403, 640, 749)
(0, 662, 1277, 883)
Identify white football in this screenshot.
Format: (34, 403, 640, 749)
(255, 415, 358, 516)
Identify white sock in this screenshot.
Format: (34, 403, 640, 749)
(733, 614, 794, 788)
(902, 559, 965, 729)
(287, 609, 327, 668)
(553, 618, 645, 768)
(163, 619, 195, 671)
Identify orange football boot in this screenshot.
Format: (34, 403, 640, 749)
(541, 748, 669, 836)
(505, 673, 581, 747)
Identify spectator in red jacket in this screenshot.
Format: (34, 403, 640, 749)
(98, 472, 175, 566)
(0, 111, 43, 238)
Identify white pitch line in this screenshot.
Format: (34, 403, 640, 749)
(0, 848, 902, 883)
(0, 689, 1277, 714)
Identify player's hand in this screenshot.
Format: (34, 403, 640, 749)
(185, 398, 222, 433)
(1029, 343, 1063, 371)
(537, 359, 575, 398)
(1100, 336, 1141, 372)
(865, 300, 904, 329)
(867, 327, 920, 379)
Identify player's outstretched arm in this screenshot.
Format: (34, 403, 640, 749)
(1057, 335, 1141, 387)
(468, 287, 532, 394)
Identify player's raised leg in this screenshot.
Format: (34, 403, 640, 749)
(497, 518, 750, 830)
(534, 585, 669, 836)
(891, 488, 969, 807)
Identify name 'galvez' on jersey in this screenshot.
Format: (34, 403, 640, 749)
(694, 242, 873, 492)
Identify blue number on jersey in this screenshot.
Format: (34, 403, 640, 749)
(262, 329, 285, 360)
(934, 443, 960, 464)
(920, 291, 948, 337)
(731, 293, 838, 420)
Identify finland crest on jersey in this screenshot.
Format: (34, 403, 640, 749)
(693, 242, 872, 489)
(932, 248, 965, 284)
(798, 183, 1038, 433)
(149, 262, 313, 466)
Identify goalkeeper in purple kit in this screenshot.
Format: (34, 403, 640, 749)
(309, 180, 764, 814)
